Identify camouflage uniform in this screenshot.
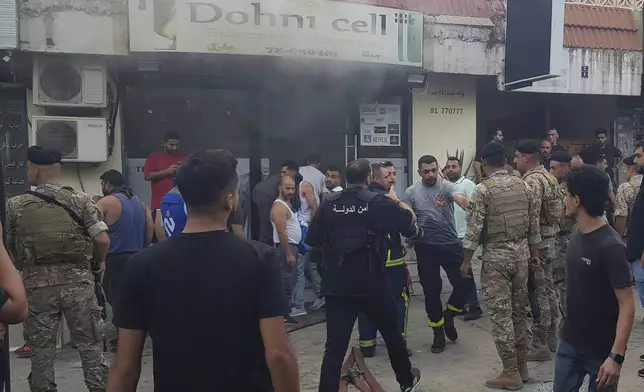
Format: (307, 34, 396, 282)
(6, 184, 109, 392)
(522, 166, 563, 352)
(614, 174, 642, 222)
(464, 169, 540, 362)
(554, 182, 574, 331)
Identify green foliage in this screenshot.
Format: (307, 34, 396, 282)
(446, 149, 475, 178)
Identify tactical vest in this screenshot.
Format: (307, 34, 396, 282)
(527, 170, 564, 226)
(14, 187, 93, 265)
(482, 176, 530, 243)
(322, 189, 387, 269)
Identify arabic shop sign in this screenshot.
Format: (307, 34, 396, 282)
(129, 0, 424, 66)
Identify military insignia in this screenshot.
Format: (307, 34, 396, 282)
(436, 195, 446, 207)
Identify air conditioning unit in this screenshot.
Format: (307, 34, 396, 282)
(31, 116, 108, 162)
(33, 57, 107, 108)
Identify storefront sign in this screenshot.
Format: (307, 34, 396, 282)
(360, 104, 401, 147)
(129, 0, 424, 66)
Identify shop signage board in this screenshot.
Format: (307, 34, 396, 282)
(129, 0, 424, 67)
(359, 103, 401, 147)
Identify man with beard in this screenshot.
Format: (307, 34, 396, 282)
(144, 132, 185, 212)
(253, 161, 299, 245)
(357, 163, 414, 358)
(445, 157, 482, 321)
(549, 151, 574, 330)
(540, 140, 553, 170)
(580, 128, 622, 182)
(325, 166, 343, 192)
(404, 155, 469, 354)
(97, 170, 153, 350)
(515, 140, 563, 360)
(271, 175, 302, 325)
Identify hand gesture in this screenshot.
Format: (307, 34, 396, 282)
(596, 357, 621, 389)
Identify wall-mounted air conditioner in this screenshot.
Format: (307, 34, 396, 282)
(33, 57, 107, 108)
(31, 116, 108, 162)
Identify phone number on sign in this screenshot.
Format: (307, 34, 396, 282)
(266, 47, 339, 57)
(429, 107, 464, 115)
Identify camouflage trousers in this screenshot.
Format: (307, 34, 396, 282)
(530, 237, 560, 347)
(554, 233, 569, 334)
(24, 281, 108, 392)
(481, 257, 529, 360)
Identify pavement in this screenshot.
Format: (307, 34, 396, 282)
(6, 269, 644, 392)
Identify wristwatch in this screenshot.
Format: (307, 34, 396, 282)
(608, 352, 625, 365)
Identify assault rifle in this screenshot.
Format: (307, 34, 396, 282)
(91, 260, 108, 353)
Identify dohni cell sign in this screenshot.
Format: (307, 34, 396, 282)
(360, 104, 401, 147)
(129, 0, 424, 66)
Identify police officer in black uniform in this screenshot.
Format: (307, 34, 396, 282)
(306, 158, 422, 392)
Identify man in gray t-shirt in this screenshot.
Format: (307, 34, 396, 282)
(403, 155, 469, 354)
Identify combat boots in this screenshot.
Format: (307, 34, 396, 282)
(485, 357, 524, 390)
(431, 326, 446, 353)
(443, 309, 459, 342)
(360, 346, 376, 358)
(526, 344, 551, 361)
(517, 351, 530, 383)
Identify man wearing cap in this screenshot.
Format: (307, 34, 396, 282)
(6, 146, 110, 391)
(461, 141, 539, 389)
(614, 154, 642, 238)
(549, 151, 574, 329)
(514, 140, 563, 361)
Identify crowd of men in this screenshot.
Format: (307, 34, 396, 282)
(1, 123, 643, 392)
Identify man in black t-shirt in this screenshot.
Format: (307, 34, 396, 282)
(579, 128, 622, 181)
(108, 150, 300, 392)
(554, 165, 634, 392)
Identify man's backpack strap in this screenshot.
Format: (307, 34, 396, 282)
(24, 190, 88, 235)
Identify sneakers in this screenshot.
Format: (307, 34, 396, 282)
(289, 307, 307, 317)
(14, 344, 33, 358)
(284, 316, 298, 326)
(400, 367, 422, 392)
(310, 298, 326, 310)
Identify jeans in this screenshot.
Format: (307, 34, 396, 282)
(277, 244, 300, 317)
(291, 251, 321, 309)
(630, 260, 644, 309)
(319, 293, 414, 391)
(554, 339, 616, 392)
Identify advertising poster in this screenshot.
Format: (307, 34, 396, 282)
(359, 103, 401, 147)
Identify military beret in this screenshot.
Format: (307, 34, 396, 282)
(515, 140, 540, 155)
(480, 141, 506, 160)
(549, 151, 571, 164)
(27, 145, 62, 165)
(623, 154, 636, 166)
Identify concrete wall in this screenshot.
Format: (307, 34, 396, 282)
(423, 18, 504, 76)
(518, 48, 643, 95)
(412, 74, 477, 177)
(26, 90, 123, 197)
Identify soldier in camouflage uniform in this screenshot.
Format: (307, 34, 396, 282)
(6, 146, 110, 392)
(548, 151, 574, 333)
(461, 141, 540, 390)
(614, 154, 642, 238)
(514, 140, 564, 361)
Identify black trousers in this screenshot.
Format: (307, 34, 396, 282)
(104, 252, 137, 309)
(319, 290, 413, 392)
(414, 242, 467, 326)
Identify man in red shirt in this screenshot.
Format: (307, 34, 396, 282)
(144, 132, 185, 210)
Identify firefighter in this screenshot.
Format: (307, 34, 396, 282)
(358, 163, 411, 358)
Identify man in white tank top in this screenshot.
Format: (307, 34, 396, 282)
(291, 179, 324, 316)
(270, 175, 302, 325)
